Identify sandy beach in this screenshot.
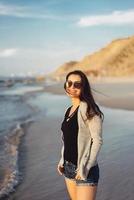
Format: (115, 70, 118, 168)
(7, 80, 134, 200)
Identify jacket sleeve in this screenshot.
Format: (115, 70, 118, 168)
(84, 115, 103, 178)
(58, 133, 64, 166)
(58, 145, 64, 166)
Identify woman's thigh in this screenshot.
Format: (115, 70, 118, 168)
(76, 185, 97, 200)
(64, 177, 77, 200)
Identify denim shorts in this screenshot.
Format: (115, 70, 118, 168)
(63, 160, 99, 186)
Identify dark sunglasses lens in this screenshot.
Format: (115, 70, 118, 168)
(74, 82, 81, 89)
(66, 81, 82, 89)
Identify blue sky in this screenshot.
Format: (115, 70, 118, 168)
(0, 0, 134, 77)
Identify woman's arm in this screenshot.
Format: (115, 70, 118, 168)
(85, 115, 103, 177)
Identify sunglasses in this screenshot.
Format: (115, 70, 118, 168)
(65, 80, 82, 89)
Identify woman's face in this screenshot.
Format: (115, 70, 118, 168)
(65, 74, 82, 98)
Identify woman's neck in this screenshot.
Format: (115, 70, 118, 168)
(71, 98, 81, 107)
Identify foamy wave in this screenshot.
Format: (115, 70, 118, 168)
(0, 120, 34, 199)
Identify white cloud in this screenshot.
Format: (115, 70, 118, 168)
(0, 2, 62, 20)
(0, 3, 25, 16)
(0, 48, 18, 57)
(78, 10, 134, 27)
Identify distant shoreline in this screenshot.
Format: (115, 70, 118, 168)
(43, 80, 134, 111)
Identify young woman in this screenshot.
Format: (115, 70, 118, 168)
(57, 70, 104, 200)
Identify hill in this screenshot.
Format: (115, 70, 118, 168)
(47, 35, 134, 80)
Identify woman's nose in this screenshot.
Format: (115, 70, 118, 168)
(70, 84, 75, 89)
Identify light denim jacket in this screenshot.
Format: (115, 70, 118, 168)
(59, 101, 103, 180)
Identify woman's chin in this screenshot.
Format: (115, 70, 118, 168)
(65, 90, 80, 97)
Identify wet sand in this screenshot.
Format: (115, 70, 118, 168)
(8, 117, 69, 200)
(7, 81, 134, 200)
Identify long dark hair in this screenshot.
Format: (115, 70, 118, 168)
(64, 70, 104, 121)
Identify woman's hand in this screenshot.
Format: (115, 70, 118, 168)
(75, 171, 82, 180)
(57, 164, 64, 175)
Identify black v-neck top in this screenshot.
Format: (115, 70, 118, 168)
(61, 106, 79, 166)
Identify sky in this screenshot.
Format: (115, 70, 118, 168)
(0, 0, 134, 77)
